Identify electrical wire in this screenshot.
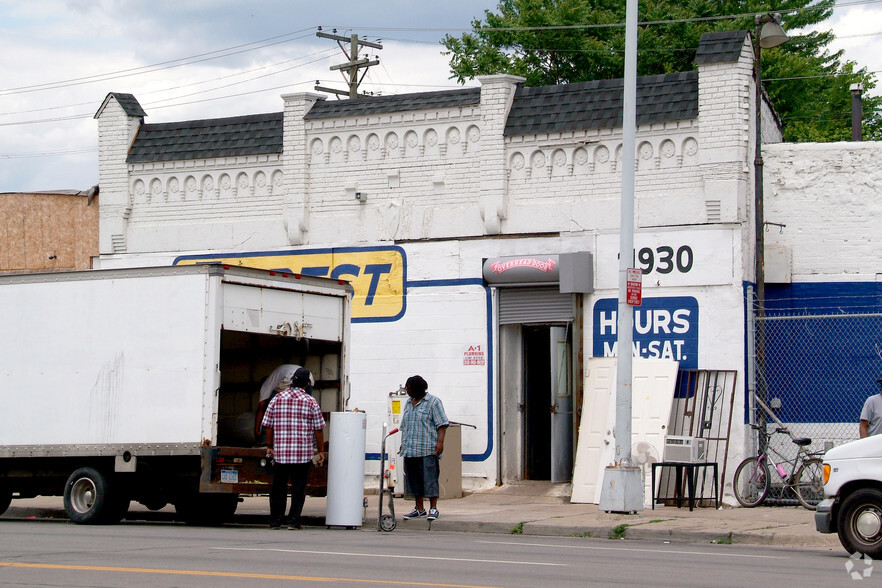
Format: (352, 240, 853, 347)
(0, 28, 317, 96)
(0, 4, 878, 133)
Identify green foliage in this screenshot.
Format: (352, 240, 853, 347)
(442, 0, 881, 142)
(608, 523, 630, 539)
(511, 521, 526, 534)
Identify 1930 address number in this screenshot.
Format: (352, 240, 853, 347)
(638, 245, 694, 275)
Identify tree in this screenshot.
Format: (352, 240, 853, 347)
(442, 0, 880, 142)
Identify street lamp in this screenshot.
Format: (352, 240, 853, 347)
(753, 13, 788, 427)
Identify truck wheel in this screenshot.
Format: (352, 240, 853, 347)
(0, 484, 12, 516)
(838, 488, 882, 558)
(174, 493, 239, 526)
(63, 467, 124, 524)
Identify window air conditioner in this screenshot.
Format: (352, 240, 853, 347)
(663, 435, 707, 463)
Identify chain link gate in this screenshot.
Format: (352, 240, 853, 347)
(748, 287, 882, 502)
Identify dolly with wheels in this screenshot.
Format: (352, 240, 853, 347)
(377, 424, 399, 531)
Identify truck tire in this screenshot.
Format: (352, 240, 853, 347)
(63, 467, 127, 524)
(0, 484, 12, 516)
(838, 488, 882, 558)
(174, 493, 239, 526)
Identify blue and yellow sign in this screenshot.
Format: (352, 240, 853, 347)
(174, 247, 406, 322)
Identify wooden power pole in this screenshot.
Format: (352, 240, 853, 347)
(315, 29, 383, 99)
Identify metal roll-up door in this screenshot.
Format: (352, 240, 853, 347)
(498, 286, 575, 324)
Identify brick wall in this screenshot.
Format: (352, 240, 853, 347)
(107, 63, 758, 254)
(764, 141, 882, 280)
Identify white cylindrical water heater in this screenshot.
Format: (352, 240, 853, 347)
(325, 412, 367, 527)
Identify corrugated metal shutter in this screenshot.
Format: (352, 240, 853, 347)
(498, 286, 575, 324)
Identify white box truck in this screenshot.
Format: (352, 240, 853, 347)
(0, 264, 351, 525)
(815, 435, 882, 557)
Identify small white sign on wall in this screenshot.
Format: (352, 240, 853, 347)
(596, 228, 736, 290)
(463, 345, 486, 366)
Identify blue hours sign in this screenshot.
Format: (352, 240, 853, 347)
(592, 296, 699, 370)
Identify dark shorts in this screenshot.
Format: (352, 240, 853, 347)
(403, 455, 440, 498)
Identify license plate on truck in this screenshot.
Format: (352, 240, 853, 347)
(220, 469, 239, 484)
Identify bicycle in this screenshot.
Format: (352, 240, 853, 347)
(733, 423, 826, 510)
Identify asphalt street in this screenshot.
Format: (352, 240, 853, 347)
(0, 519, 866, 587)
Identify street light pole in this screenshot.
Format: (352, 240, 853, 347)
(597, 0, 643, 514)
(753, 13, 788, 428)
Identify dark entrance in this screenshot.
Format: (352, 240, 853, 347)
(523, 325, 552, 480)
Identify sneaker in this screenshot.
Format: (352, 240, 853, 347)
(269, 524, 282, 530)
(402, 508, 427, 519)
(287, 524, 301, 530)
(427, 508, 439, 521)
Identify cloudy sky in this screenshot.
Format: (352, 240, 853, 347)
(0, 0, 878, 193)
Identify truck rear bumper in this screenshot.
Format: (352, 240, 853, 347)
(815, 498, 836, 534)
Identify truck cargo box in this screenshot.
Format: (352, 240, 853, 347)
(0, 264, 352, 524)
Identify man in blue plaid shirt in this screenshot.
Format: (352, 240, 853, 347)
(399, 375, 449, 521)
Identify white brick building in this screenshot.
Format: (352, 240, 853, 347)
(93, 30, 880, 499)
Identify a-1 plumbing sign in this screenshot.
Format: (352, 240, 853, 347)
(592, 296, 699, 370)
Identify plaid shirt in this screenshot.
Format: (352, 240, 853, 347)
(399, 393, 449, 457)
(261, 387, 325, 464)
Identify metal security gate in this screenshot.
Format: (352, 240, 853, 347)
(498, 287, 575, 325)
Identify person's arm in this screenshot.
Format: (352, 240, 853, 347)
(265, 427, 275, 458)
(435, 425, 447, 457)
(254, 399, 269, 438)
(314, 429, 325, 465)
(861, 420, 869, 439)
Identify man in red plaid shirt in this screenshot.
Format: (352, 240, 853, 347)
(262, 367, 326, 529)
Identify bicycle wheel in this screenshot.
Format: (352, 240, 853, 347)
(794, 457, 825, 510)
(733, 456, 770, 507)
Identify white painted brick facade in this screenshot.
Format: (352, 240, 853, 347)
(97, 39, 761, 256)
(764, 141, 882, 280)
(97, 36, 855, 491)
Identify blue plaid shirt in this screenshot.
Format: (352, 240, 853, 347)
(399, 393, 449, 457)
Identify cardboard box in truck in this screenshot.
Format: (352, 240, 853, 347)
(0, 264, 351, 524)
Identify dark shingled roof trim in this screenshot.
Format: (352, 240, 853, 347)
(694, 30, 751, 65)
(112, 93, 147, 118)
(127, 112, 283, 163)
(94, 92, 147, 119)
(304, 87, 481, 120)
(504, 71, 697, 136)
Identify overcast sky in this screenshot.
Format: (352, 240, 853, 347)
(0, 0, 878, 193)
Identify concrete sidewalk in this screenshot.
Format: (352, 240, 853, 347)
(1, 482, 842, 552)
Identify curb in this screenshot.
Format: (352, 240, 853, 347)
(3, 506, 844, 550)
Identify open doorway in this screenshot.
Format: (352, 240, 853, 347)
(523, 326, 552, 479)
(522, 325, 573, 482)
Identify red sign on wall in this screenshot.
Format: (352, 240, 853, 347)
(626, 268, 642, 306)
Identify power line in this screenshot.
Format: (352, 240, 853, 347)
(1, 5, 879, 130)
(0, 47, 339, 118)
(325, 0, 882, 33)
(0, 147, 97, 159)
(0, 28, 317, 96)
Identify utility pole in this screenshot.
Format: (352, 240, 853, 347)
(597, 0, 643, 515)
(315, 29, 383, 99)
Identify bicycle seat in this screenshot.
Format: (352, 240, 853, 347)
(791, 437, 812, 446)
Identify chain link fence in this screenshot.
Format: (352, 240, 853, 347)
(751, 296, 882, 460)
(748, 298, 882, 503)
